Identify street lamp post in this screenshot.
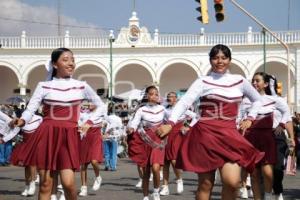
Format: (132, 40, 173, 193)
(109, 30, 115, 113)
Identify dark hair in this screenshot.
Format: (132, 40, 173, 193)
(141, 85, 158, 104)
(50, 47, 73, 79)
(253, 72, 273, 95)
(107, 102, 114, 115)
(209, 44, 232, 61)
(167, 91, 177, 98)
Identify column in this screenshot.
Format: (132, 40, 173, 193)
(295, 48, 300, 112)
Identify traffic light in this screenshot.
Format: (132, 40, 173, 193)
(214, 0, 225, 22)
(195, 0, 209, 24)
(277, 82, 283, 96)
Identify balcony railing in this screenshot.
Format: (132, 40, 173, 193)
(0, 29, 299, 49)
(158, 30, 300, 47)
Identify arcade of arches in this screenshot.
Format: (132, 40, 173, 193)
(0, 61, 294, 107)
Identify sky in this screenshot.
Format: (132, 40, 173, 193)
(0, 0, 299, 36)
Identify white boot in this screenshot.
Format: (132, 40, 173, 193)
(159, 170, 163, 181)
(275, 193, 284, 200)
(142, 196, 149, 200)
(264, 192, 273, 200)
(57, 185, 65, 200)
(176, 178, 184, 194)
(27, 181, 36, 196)
(78, 185, 88, 196)
(239, 187, 248, 199)
(21, 186, 29, 196)
(57, 184, 63, 191)
(135, 178, 142, 188)
(58, 192, 66, 200)
(248, 189, 253, 198)
(35, 174, 40, 184)
(149, 173, 153, 181)
(50, 194, 58, 200)
(159, 185, 169, 196)
(152, 192, 160, 200)
(92, 175, 102, 191)
(246, 176, 251, 187)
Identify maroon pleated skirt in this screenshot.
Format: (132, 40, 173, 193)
(127, 129, 165, 167)
(244, 114, 277, 165)
(12, 120, 81, 171)
(176, 120, 265, 173)
(10, 132, 34, 166)
(244, 128, 276, 165)
(79, 127, 103, 164)
(165, 122, 184, 161)
(127, 131, 146, 166)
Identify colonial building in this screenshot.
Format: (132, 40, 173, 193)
(0, 12, 300, 110)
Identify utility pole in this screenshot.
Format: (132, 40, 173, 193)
(230, 0, 291, 105)
(133, 0, 136, 11)
(109, 30, 115, 113)
(57, 0, 61, 36)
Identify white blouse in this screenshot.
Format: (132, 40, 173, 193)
(129, 104, 168, 131)
(239, 95, 291, 128)
(169, 72, 262, 124)
(21, 77, 107, 124)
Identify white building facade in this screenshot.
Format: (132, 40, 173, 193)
(0, 12, 300, 110)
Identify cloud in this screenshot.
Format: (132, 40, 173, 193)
(0, 0, 106, 36)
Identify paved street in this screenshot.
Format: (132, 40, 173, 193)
(0, 158, 299, 200)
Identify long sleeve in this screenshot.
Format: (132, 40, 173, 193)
(4, 114, 42, 142)
(2, 127, 20, 142)
(184, 109, 198, 127)
(21, 82, 44, 123)
(241, 78, 262, 120)
(128, 108, 142, 131)
(0, 111, 13, 138)
(169, 78, 203, 124)
(276, 97, 292, 124)
(83, 82, 107, 125)
(237, 97, 252, 123)
(163, 107, 170, 122)
(0, 111, 12, 123)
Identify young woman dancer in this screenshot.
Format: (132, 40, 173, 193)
(10, 47, 106, 200)
(157, 44, 265, 200)
(242, 72, 291, 200)
(160, 91, 198, 196)
(78, 103, 105, 196)
(127, 85, 168, 200)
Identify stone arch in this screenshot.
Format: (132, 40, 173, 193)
(76, 60, 109, 80)
(26, 65, 48, 96)
(251, 56, 295, 78)
(23, 60, 47, 84)
(0, 61, 21, 83)
(114, 62, 154, 95)
(230, 59, 249, 78)
(0, 63, 20, 103)
(157, 58, 201, 81)
(158, 61, 199, 97)
(113, 59, 155, 83)
(73, 62, 109, 92)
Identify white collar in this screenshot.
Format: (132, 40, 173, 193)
(52, 77, 72, 81)
(209, 70, 229, 78)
